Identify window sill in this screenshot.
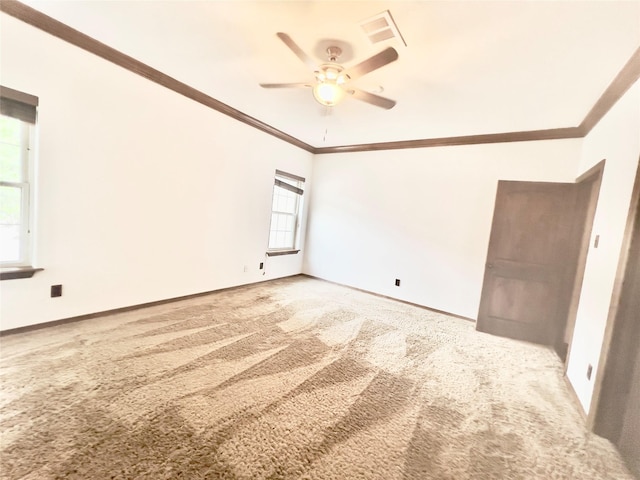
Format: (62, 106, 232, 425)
(266, 250, 300, 257)
(0, 266, 44, 281)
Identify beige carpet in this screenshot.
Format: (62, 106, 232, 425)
(0, 276, 634, 479)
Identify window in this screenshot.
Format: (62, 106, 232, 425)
(267, 170, 305, 255)
(0, 87, 37, 268)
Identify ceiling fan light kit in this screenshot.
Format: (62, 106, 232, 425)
(260, 32, 399, 110)
(313, 82, 345, 107)
(313, 54, 347, 107)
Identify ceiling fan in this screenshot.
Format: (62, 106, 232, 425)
(260, 32, 399, 110)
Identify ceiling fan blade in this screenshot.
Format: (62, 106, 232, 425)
(344, 47, 399, 81)
(276, 32, 318, 71)
(348, 88, 396, 110)
(260, 82, 313, 88)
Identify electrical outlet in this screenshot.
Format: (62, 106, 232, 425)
(395, 279, 401, 287)
(587, 364, 593, 380)
(51, 285, 62, 297)
(259, 262, 264, 270)
(243, 265, 248, 272)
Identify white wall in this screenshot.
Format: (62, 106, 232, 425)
(303, 139, 582, 319)
(566, 80, 640, 413)
(0, 15, 313, 330)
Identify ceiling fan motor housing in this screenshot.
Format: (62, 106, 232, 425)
(326, 46, 342, 62)
(315, 64, 347, 84)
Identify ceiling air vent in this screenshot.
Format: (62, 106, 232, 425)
(359, 10, 407, 47)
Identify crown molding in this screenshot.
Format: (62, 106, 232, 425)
(578, 46, 640, 135)
(317, 45, 640, 154)
(0, 0, 315, 153)
(314, 127, 584, 154)
(1, 1, 638, 155)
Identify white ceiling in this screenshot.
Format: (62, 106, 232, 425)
(20, 0, 640, 148)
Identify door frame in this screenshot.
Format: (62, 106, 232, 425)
(563, 159, 605, 369)
(588, 157, 640, 437)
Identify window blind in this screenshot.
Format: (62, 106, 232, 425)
(0, 86, 38, 124)
(275, 169, 305, 196)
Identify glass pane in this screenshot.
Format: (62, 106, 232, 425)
(0, 185, 22, 224)
(0, 184, 22, 262)
(0, 143, 22, 183)
(0, 224, 21, 262)
(279, 213, 288, 230)
(268, 213, 278, 248)
(286, 193, 296, 213)
(276, 191, 287, 212)
(284, 232, 294, 248)
(0, 115, 21, 144)
(286, 196, 296, 213)
(268, 213, 296, 249)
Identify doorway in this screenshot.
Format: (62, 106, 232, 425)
(590, 158, 640, 477)
(563, 160, 605, 362)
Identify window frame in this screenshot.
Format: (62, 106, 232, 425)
(0, 86, 38, 269)
(266, 170, 305, 256)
